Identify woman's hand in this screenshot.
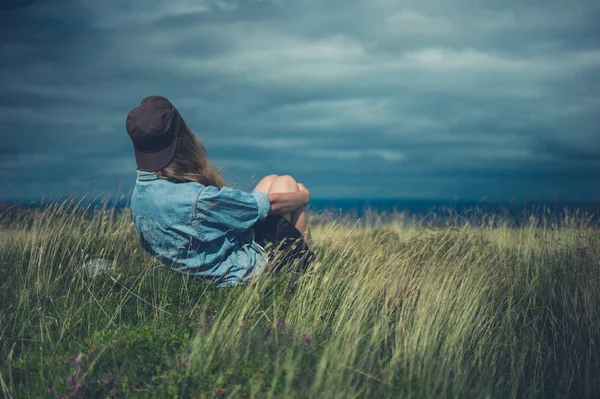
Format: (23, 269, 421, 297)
(267, 183, 310, 215)
(297, 183, 310, 204)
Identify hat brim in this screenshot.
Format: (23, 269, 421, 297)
(134, 136, 178, 172)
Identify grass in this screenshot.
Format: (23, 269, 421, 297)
(1, 194, 599, 398)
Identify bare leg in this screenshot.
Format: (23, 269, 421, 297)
(290, 183, 312, 250)
(290, 205, 313, 250)
(268, 176, 313, 250)
(267, 175, 298, 222)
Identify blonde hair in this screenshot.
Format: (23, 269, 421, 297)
(155, 124, 226, 189)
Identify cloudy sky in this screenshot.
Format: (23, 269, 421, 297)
(1, 0, 599, 202)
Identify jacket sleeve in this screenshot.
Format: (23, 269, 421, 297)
(195, 185, 271, 237)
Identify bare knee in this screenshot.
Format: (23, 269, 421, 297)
(268, 175, 299, 194)
(254, 174, 279, 193)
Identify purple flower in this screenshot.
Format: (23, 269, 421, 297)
(289, 283, 295, 288)
(293, 271, 299, 280)
(203, 327, 209, 334)
(108, 388, 118, 397)
(303, 334, 312, 345)
(278, 320, 285, 328)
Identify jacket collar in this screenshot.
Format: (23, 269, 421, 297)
(136, 170, 158, 181)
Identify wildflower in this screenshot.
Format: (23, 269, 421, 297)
(289, 283, 295, 288)
(103, 372, 113, 383)
(278, 319, 285, 328)
(183, 354, 189, 361)
(203, 327, 209, 334)
(67, 376, 75, 390)
(108, 388, 118, 397)
(186, 346, 192, 352)
(293, 271, 299, 280)
(303, 334, 312, 345)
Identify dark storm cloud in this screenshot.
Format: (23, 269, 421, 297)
(1, 0, 599, 201)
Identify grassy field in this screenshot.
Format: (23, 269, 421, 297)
(1, 195, 599, 398)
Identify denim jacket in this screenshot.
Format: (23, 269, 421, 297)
(130, 170, 271, 288)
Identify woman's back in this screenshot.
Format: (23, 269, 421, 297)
(131, 170, 270, 288)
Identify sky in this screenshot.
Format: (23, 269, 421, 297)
(1, 0, 599, 202)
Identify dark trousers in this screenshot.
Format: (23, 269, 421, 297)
(253, 215, 315, 273)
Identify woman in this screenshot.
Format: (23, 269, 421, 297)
(125, 96, 315, 288)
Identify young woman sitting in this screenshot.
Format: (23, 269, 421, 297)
(125, 96, 315, 288)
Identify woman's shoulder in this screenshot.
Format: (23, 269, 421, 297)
(132, 179, 206, 223)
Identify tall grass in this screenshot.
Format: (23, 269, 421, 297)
(1, 194, 599, 398)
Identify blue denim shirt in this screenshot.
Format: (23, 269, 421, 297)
(130, 170, 271, 288)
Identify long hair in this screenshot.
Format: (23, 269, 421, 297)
(155, 124, 226, 189)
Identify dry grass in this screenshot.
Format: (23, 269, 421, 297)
(1, 196, 599, 398)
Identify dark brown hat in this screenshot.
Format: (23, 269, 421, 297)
(125, 96, 184, 172)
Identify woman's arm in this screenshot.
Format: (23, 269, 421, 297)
(267, 190, 310, 215)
